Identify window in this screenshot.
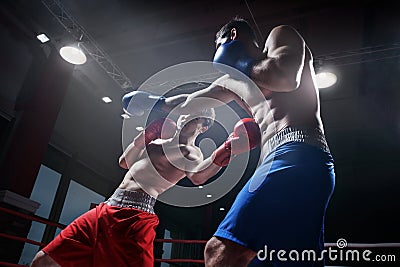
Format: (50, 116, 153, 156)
(19, 165, 61, 265)
(55, 180, 105, 236)
(161, 229, 172, 267)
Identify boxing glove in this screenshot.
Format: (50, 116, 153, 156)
(211, 133, 235, 167)
(213, 40, 255, 77)
(212, 118, 261, 167)
(133, 118, 176, 148)
(232, 118, 261, 151)
(122, 90, 166, 116)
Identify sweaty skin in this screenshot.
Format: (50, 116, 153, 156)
(254, 45, 322, 138)
(167, 25, 323, 159)
(30, 114, 220, 267)
(119, 140, 200, 196)
(252, 44, 322, 153)
(119, 115, 220, 197)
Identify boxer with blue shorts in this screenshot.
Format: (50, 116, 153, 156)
(162, 17, 337, 266)
(214, 128, 335, 267)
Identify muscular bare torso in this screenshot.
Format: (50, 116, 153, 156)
(118, 138, 202, 198)
(221, 45, 323, 155)
(258, 46, 322, 137)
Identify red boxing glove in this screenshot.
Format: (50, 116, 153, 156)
(212, 118, 261, 167)
(212, 133, 236, 167)
(134, 118, 176, 148)
(144, 118, 176, 144)
(232, 118, 261, 153)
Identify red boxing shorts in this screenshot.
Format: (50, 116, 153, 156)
(42, 189, 159, 267)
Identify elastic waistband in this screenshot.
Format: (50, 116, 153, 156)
(262, 127, 330, 158)
(104, 188, 156, 214)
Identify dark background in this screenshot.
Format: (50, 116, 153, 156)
(0, 0, 399, 265)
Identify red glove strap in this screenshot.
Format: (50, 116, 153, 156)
(212, 140, 232, 167)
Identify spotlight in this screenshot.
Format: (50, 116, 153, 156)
(36, 33, 50, 43)
(102, 97, 112, 103)
(59, 44, 87, 65)
(315, 71, 337, 89)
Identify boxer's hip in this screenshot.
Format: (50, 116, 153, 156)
(262, 126, 330, 159)
(104, 188, 156, 214)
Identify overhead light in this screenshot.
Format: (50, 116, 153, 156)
(135, 126, 144, 131)
(315, 71, 337, 89)
(219, 207, 225, 211)
(37, 33, 50, 43)
(102, 97, 112, 103)
(206, 194, 212, 198)
(59, 45, 87, 65)
(121, 114, 130, 119)
(198, 185, 204, 189)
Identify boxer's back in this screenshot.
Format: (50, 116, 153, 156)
(253, 45, 324, 146)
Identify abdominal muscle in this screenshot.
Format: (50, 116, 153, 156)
(254, 58, 324, 147)
(118, 143, 188, 198)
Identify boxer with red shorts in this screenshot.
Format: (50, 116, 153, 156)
(32, 108, 260, 267)
(42, 191, 158, 267)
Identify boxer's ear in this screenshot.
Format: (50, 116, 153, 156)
(230, 28, 237, 40)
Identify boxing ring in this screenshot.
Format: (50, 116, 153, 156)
(0, 206, 398, 266)
(0, 206, 207, 266)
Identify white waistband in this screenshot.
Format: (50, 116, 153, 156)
(262, 127, 330, 157)
(104, 188, 156, 214)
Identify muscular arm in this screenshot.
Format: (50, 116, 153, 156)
(185, 156, 222, 186)
(162, 94, 190, 113)
(176, 146, 221, 185)
(251, 25, 305, 92)
(119, 118, 176, 169)
(168, 77, 253, 116)
(118, 133, 145, 169)
(184, 117, 261, 185)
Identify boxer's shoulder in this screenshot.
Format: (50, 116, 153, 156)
(180, 145, 203, 161)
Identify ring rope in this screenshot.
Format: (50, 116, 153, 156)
(155, 259, 205, 263)
(325, 242, 400, 248)
(0, 232, 45, 247)
(155, 238, 207, 244)
(0, 262, 27, 267)
(1, 206, 400, 267)
(0, 207, 65, 229)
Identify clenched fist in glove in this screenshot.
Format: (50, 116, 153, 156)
(212, 118, 261, 167)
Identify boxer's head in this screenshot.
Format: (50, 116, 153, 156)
(198, 108, 215, 128)
(215, 17, 259, 50)
(177, 108, 215, 136)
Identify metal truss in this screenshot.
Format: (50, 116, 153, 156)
(42, 0, 132, 90)
(41, 0, 400, 90)
(315, 43, 400, 67)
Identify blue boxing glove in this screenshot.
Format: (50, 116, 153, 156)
(122, 90, 166, 116)
(213, 40, 255, 77)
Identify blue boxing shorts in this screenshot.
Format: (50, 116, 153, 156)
(214, 137, 335, 267)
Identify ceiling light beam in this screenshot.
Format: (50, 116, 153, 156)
(42, 0, 132, 90)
